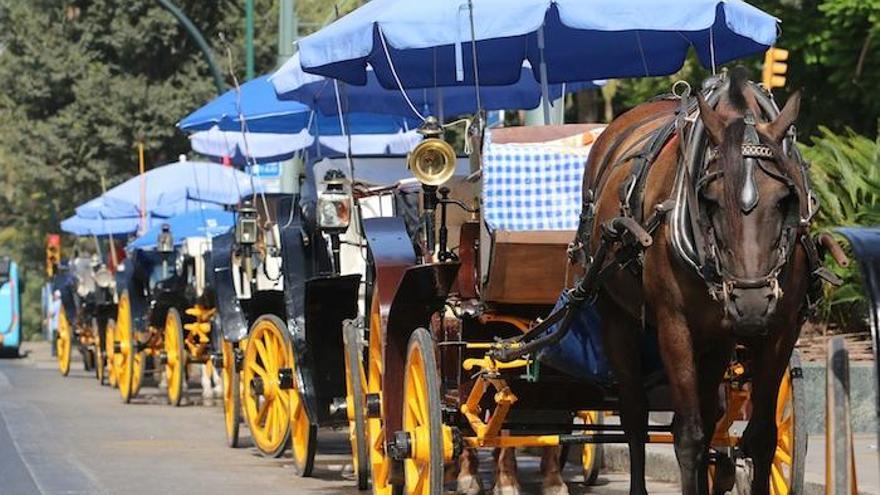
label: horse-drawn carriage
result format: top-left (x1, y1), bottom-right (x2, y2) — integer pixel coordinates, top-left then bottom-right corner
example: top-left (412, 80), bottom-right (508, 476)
top-left (53, 246), bottom-right (117, 381)
top-left (111, 210), bottom-right (232, 405)
top-left (335, 68), bottom-right (847, 494)
top-left (212, 153), bottom-right (447, 484)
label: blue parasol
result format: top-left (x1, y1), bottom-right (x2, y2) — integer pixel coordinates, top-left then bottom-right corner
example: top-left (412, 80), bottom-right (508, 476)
top-left (128, 210), bottom-right (235, 250)
top-left (178, 75), bottom-right (419, 134)
top-left (75, 160), bottom-right (255, 220)
top-left (60, 214), bottom-right (160, 237)
top-left (272, 53), bottom-right (600, 119)
top-left (190, 127), bottom-right (422, 166)
top-left (295, 0), bottom-right (778, 89)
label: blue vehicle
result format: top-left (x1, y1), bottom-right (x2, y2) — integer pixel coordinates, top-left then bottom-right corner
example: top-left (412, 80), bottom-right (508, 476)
top-left (0, 256), bottom-right (22, 356)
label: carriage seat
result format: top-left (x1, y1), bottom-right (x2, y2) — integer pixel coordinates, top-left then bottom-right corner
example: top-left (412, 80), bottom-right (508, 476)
top-left (480, 126), bottom-right (604, 305)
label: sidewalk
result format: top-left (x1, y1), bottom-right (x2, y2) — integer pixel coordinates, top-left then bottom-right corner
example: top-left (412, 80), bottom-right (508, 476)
top-left (604, 436), bottom-right (879, 495)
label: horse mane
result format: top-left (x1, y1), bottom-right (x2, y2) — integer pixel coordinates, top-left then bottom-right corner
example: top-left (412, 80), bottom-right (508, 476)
top-left (727, 67), bottom-right (750, 112)
top-left (717, 67), bottom-right (752, 220)
top-left (721, 119), bottom-right (747, 218)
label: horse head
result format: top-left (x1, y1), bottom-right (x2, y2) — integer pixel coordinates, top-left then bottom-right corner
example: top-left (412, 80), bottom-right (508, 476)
top-left (695, 68), bottom-right (807, 337)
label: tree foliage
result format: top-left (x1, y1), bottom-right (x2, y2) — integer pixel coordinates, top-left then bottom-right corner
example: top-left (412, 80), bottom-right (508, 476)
top-left (599, 0), bottom-right (880, 139)
top-left (0, 0), bottom-right (339, 338)
top-left (801, 128), bottom-right (880, 327)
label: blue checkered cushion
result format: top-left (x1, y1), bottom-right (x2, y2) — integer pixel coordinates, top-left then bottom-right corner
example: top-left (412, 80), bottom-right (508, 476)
top-left (482, 132), bottom-right (589, 232)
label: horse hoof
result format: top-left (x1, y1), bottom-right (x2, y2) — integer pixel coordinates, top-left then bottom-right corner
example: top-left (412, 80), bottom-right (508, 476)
top-left (492, 483), bottom-right (521, 495)
top-left (202, 397), bottom-right (214, 407)
top-left (457, 474), bottom-right (483, 495)
top-left (541, 482), bottom-right (570, 495)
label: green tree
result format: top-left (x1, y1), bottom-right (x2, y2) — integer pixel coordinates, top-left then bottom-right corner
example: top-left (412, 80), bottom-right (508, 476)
top-left (0, 1), bottom-right (244, 338)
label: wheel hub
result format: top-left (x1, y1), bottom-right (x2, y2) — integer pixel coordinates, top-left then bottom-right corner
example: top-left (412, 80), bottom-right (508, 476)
top-left (278, 367), bottom-right (294, 390)
top-left (388, 430), bottom-right (412, 461)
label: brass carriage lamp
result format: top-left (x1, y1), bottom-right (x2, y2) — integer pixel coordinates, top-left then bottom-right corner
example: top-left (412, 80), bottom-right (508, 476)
top-left (317, 169), bottom-right (352, 234)
top-left (235, 201), bottom-right (258, 247)
top-left (157, 224), bottom-right (174, 254)
top-left (408, 116), bottom-right (456, 188)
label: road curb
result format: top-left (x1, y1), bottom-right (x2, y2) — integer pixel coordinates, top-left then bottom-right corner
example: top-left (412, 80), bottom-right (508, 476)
top-left (602, 445), bottom-right (877, 495)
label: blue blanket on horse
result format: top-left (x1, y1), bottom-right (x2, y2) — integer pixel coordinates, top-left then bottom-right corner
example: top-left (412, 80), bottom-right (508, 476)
top-left (538, 291), bottom-right (663, 383)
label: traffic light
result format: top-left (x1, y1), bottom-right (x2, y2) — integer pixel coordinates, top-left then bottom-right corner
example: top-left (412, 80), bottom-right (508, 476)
top-left (762, 47), bottom-right (789, 90)
top-left (46, 234), bottom-right (61, 276)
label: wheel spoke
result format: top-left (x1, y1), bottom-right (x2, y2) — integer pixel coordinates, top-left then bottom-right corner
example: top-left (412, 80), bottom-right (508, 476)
top-left (771, 461), bottom-right (788, 495)
top-left (774, 445), bottom-right (792, 467)
top-left (406, 396), bottom-right (425, 426)
top-left (254, 338), bottom-right (270, 371)
top-left (411, 462), bottom-right (427, 494)
top-left (248, 361), bottom-right (269, 380)
top-left (256, 398), bottom-right (270, 426)
top-left (278, 388), bottom-right (291, 411)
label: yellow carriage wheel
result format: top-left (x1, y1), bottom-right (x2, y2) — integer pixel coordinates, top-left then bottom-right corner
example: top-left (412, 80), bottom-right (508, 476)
top-left (56, 310), bottom-right (72, 377)
top-left (164, 308), bottom-right (185, 407)
top-left (578, 411), bottom-right (604, 485)
top-left (343, 321), bottom-right (370, 490)
top-left (242, 315), bottom-right (292, 458)
top-left (714, 352), bottom-right (806, 495)
top-left (367, 296), bottom-right (397, 495)
top-left (115, 291), bottom-right (137, 403)
top-left (106, 319), bottom-right (117, 388)
top-left (769, 352), bottom-right (806, 495)
top-left (222, 339), bottom-right (242, 448)
top-left (92, 318), bottom-right (105, 384)
top-left (402, 328), bottom-right (448, 495)
top-left (131, 339), bottom-right (145, 399)
top-left (289, 353), bottom-right (317, 477)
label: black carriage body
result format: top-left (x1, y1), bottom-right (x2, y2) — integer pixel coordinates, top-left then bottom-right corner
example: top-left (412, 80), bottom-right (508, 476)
top-left (279, 196), bottom-right (361, 427)
top-left (118, 248), bottom-right (195, 332)
top-left (211, 231), bottom-right (249, 342)
top-left (54, 264), bottom-right (114, 332)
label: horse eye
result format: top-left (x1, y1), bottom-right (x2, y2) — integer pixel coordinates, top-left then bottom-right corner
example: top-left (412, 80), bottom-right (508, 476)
top-left (700, 189), bottom-right (720, 205)
top-left (776, 192), bottom-right (792, 210)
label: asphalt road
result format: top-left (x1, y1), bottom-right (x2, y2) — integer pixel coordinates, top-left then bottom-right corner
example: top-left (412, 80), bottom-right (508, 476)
top-left (0, 342), bottom-right (683, 495)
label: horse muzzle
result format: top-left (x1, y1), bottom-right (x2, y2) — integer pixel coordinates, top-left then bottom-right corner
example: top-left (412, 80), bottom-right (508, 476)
top-left (723, 282), bottom-right (781, 337)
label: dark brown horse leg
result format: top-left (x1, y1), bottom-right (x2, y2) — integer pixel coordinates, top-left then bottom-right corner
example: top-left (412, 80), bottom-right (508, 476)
top-left (697, 342), bottom-right (734, 494)
top-left (742, 330), bottom-right (797, 495)
top-left (656, 311), bottom-right (706, 495)
top-left (599, 296), bottom-right (648, 495)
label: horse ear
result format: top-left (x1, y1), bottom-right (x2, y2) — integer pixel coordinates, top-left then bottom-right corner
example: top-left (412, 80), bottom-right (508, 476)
top-left (697, 93), bottom-right (725, 145)
top-left (759, 91), bottom-right (801, 143)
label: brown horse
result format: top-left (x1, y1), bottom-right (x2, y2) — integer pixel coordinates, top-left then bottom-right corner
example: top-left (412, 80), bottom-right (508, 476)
top-left (575, 68), bottom-right (816, 495)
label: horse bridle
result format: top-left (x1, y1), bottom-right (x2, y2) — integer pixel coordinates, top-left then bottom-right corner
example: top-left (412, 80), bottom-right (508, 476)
top-left (695, 108), bottom-right (811, 317)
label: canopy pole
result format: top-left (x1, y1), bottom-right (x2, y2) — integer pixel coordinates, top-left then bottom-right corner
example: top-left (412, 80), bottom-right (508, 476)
top-left (100, 176), bottom-right (118, 270)
top-left (537, 23), bottom-right (551, 126)
top-left (466, 0), bottom-right (483, 114)
top-left (138, 141), bottom-right (147, 234)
